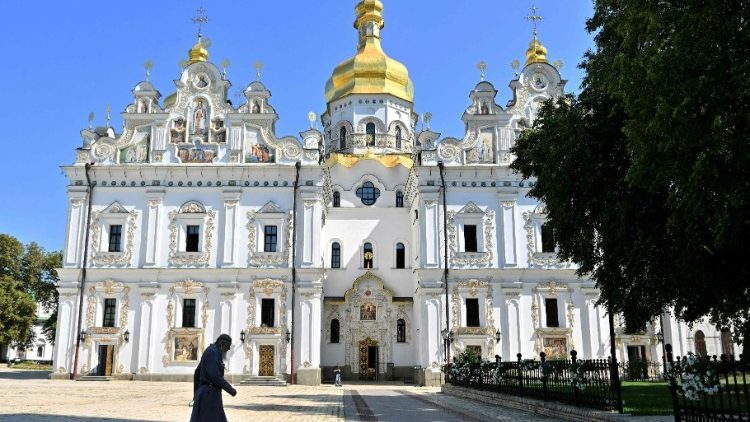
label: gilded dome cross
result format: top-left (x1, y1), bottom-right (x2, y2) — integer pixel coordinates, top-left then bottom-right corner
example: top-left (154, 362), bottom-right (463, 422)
top-left (525, 5), bottom-right (543, 38)
top-left (192, 7), bottom-right (209, 37)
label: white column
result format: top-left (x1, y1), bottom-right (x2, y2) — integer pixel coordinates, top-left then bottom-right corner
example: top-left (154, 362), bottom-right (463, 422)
top-left (144, 190), bottom-right (165, 266)
top-left (502, 290), bottom-right (522, 358)
top-left (300, 197), bottom-right (322, 267)
top-left (53, 291), bottom-right (77, 375)
top-left (296, 286), bottom-right (322, 368)
top-left (222, 191), bottom-right (241, 266)
top-left (415, 287), bottom-right (444, 367)
top-left (136, 289), bottom-right (156, 374)
top-left (64, 189), bottom-right (88, 267)
top-left (498, 197), bottom-right (517, 266)
top-left (421, 196), bottom-right (440, 267)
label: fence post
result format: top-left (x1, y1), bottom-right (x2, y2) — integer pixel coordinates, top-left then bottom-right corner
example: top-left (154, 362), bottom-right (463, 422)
top-left (541, 352), bottom-right (548, 402)
top-left (517, 353), bottom-right (523, 397)
top-left (665, 344), bottom-right (681, 422)
top-left (571, 349), bottom-right (580, 407)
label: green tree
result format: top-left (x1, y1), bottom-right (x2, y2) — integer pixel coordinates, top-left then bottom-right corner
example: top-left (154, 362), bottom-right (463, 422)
top-left (0, 275), bottom-right (36, 346)
top-left (512, 1), bottom-right (750, 357)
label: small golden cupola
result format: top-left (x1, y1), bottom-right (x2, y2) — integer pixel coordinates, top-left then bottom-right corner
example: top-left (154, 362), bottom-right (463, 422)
top-left (187, 35), bottom-right (209, 65)
top-left (525, 37), bottom-right (548, 66)
top-left (325, 0), bottom-right (414, 104)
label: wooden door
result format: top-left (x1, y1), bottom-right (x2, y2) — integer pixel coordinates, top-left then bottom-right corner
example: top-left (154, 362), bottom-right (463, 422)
top-left (259, 345), bottom-right (274, 376)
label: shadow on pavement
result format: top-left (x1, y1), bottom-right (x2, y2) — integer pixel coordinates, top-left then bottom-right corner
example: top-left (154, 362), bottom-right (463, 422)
top-left (0, 370), bottom-right (51, 380)
top-left (0, 416), bottom-right (160, 422)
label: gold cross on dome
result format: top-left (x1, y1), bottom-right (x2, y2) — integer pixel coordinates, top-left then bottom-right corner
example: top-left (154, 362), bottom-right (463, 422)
top-left (525, 5), bottom-right (543, 38)
top-left (192, 7), bottom-right (209, 37)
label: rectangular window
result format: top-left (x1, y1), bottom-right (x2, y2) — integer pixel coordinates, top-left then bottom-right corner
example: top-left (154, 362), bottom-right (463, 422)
top-left (463, 225), bottom-right (478, 252)
top-left (186, 225), bottom-right (200, 252)
top-left (108, 225), bottom-right (122, 252)
top-left (261, 298), bottom-right (275, 327)
top-left (182, 299), bottom-right (196, 328)
top-left (465, 298), bottom-right (480, 327)
top-left (264, 225), bottom-right (278, 252)
top-left (545, 298), bottom-right (559, 328)
top-left (331, 244), bottom-right (341, 269)
top-left (102, 298), bottom-right (116, 327)
top-left (541, 224), bottom-right (556, 253)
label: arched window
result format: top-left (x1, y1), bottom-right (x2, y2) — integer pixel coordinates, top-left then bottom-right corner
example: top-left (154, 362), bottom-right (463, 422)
top-left (694, 331), bottom-right (707, 356)
top-left (395, 243), bottom-right (405, 269)
top-left (333, 191), bottom-right (341, 208)
top-left (363, 242), bottom-right (374, 268)
top-left (395, 191), bottom-right (404, 208)
top-left (541, 223), bottom-right (556, 253)
top-left (356, 181), bottom-right (381, 205)
top-left (366, 122), bottom-right (376, 146)
top-left (397, 319), bottom-right (406, 343)
top-left (721, 329), bottom-right (734, 357)
top-left (330, 319), bottom-right (340, 343)
top-left (331, 242), bottom-right (341, 269)
top-left (395, 126), bottom-right (402, 149)
top-left (339, 127), bottom-right (347, 150)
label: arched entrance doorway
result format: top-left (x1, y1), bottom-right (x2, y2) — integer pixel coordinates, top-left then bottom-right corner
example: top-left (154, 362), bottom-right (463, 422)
top-left (359, 337), bottom-right (379, 380)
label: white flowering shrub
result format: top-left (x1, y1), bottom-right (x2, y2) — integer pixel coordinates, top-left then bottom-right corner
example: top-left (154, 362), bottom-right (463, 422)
top-left (570, 361), bottom-right (591, 390)
top-left (668, 353), bottom-right (723, 401)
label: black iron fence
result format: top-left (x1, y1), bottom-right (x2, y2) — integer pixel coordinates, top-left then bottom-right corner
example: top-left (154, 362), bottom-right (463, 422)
top-left (445, 350), bottom-right (619, 411)
top-left (666, 344), bottom-right (750, 422)
top-left (618, 359), bottom-right (666, 382)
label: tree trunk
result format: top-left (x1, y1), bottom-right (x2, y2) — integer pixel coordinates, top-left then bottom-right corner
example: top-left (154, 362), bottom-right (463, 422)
top-left (742, 322), bottom-right (750, 362)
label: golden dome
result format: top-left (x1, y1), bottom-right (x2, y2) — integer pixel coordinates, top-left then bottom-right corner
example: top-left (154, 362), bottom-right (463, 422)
top-left (187, 36), bottom-right (209, 65)
top-left (525, 37), bottom-right (548, 66)
top-left (325, 0), bottom-right (414, 104)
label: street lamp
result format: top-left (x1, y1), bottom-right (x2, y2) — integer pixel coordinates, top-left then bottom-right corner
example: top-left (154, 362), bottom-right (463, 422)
top-left (656, 331), bottom-right (664, 343)
top-left (495, 329), bottom-right (501, 344)
top-left (285, 329), bottom-right (291, 343)
top-left (79, 329), bottom-right (87, 343)
top-left (123, 330), bottom-right (130, 343)
top-left (240, 330), bottom-right (246, 344)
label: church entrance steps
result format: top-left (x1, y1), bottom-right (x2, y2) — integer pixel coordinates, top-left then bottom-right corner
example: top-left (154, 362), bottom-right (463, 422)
top-left (239, 376), bottom-right (288, 387)
top-left (77, 376), bottom-right (112, 382)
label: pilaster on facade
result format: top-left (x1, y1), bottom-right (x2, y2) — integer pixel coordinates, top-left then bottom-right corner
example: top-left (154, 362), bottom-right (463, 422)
top-left (298, 193), bottom-right (323, 268)
top-left (64, 187), bottom-right (89, 267)
top-left (221, 191), bottom-right (242, 266)
top-left (497, 195), bottom-right (518, 267)
top-left (417, 191), bottom-right (441, 268)
top-left (144, 189), bottom-right (165, 267)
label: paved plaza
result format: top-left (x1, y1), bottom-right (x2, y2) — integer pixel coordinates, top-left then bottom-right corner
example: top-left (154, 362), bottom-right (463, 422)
top-left (0, 368), bottom-right (565, 421)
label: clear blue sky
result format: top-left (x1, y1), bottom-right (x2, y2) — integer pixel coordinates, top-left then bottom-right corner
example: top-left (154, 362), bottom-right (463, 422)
top-left (0, 0), bottom-right (594, 252)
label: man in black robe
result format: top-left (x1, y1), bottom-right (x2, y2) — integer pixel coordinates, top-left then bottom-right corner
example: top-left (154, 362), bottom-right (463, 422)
top-left (190, 334), bottom-right (237, 422)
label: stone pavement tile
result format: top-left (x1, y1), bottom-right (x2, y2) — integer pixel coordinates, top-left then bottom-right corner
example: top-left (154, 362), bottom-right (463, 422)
top-left (407, 389), bottom-right (565, 421)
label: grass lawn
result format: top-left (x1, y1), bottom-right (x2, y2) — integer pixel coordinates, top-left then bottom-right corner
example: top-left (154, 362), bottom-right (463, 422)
top-left (622, 381), bottom-right (673, 416)
top-left (7, 361), bottom-right (52, 371)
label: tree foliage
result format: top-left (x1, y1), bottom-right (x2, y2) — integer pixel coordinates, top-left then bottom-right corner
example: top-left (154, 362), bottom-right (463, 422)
top-left (512, 1), bottom-right (750, 354)
top-left (0, 234), bottom-right (62, 346)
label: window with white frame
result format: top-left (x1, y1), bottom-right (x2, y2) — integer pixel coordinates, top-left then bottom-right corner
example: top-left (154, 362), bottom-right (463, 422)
top-left (247, 201), bottom-right (290, 267)
top-left (168, 201), bottom-right (215, 266)
top-left (395, 242), bottom-right (406, 269)
top-left (331, 242), bottom-right (342, 269)
top-left (90, 202), bottom-right (137, 266)
top-left (448, 202), bottom-right (495, 267)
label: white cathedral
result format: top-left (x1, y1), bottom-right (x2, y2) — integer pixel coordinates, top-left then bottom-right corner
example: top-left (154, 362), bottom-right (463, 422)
top-left (53, 1), bottom-right (731, 385)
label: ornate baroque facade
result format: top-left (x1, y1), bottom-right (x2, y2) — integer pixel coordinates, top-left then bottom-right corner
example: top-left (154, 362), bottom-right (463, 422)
top-left (54, 1), bottom-right (729, 384)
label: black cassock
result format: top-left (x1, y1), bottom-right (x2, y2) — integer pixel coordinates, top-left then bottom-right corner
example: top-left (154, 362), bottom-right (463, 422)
top-left (190, 343), bottom-right (234, 422)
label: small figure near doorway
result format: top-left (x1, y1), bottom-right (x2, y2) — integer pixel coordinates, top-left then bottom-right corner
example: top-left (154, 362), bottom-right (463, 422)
top-left (334, 363), bottom-right (342, 387)
top-left (190, 334), bottom-right (237, 422)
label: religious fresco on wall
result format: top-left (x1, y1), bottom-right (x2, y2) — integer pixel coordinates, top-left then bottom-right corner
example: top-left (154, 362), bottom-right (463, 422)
top-left (190, 98), bottom-right (210, 139)
top-left (543, 337), bottom-right (568, 359)
top-left (173, 336), bottom-right (199, 361)
top-left (170, 118), bottom-right (187, 144)
top-left (119, 128), bottom-right (150, 163)
top-left (360, 303), bottom-right (376, 321)
top-left (244, 130), bottom-right (276, 163)
top-left (466, 129), bottom-right (495, 164)
top-left (177, 141), bottom-right (217, 163)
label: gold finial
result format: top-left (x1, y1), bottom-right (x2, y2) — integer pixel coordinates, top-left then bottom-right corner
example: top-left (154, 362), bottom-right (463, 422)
top-left (105, 105), bottom-right (111, 128)
top-left (308, 111), bottom-right (317, 128)
top-left (477, 61), bottom-right (487, 81)
top-left (553, 60), bottom-right (564, 70)
top-left (221, 58), bottom-right (230, 77)
top-left (423, 112), bottom-right (432, 130)
top-left (144, 60), bottom-right (153, 81)
top-left (254, 60), bottom-right (264, 80)
top-left (87, 112), bottom-right (94, 130)
top-left (354, 0), bottom-right (385, 49)
top-left (524, 5), bottom-right (549, 66)
top-left (511, 59), bottom-right (520, 77)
